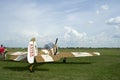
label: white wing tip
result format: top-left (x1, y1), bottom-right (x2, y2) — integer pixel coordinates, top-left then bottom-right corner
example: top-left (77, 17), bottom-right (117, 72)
top-left (93, 52), bottom-right (100, 56)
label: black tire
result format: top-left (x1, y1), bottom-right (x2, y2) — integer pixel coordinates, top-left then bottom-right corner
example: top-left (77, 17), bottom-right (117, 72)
top-left (63, 58), bottom-right (66, 63)
top-left (29, 64), bottom-right (35, 72)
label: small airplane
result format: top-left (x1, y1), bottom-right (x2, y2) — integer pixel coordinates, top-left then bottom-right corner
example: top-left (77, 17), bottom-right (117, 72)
top-left (8, 38), bottom-right (100, 72)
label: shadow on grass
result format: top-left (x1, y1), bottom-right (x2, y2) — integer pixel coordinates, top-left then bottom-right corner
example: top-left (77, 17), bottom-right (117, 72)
top-left (3, 65), bottom-right (49, 72)
top-left (2, 61), bottom-right (49, 72)
top-left (39, 62), bottom-right (91, 64)
top-left (3, 66), bottom-right (29, 71)
top-left (58, 62), bottom-right (91, 64)
top-left (2, 61), bottom-right (91, 72)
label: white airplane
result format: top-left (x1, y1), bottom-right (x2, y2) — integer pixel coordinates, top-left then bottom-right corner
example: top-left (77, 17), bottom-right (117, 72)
top-left (8, 38), bottom-right (100, 72)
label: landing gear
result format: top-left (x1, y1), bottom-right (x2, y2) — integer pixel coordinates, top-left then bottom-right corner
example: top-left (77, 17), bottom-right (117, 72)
top-left (29, 64), bottom-right (35, 72)
top-left (63, 58), bottom-right (66, 63)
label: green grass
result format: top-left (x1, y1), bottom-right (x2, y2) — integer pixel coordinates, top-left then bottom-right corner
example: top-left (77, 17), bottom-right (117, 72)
top-left (0, 48), bottom-right (120, 80)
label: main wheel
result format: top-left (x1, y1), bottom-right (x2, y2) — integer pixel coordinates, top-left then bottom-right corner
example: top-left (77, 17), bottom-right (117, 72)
top-left (63, 58), bottom-right (66, 63)
top-left (29, 64), bottom-right (35, 72)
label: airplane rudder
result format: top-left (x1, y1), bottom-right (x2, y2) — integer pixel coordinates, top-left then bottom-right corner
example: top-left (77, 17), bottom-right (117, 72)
top-left (27, 38), bottom-right (35, 64)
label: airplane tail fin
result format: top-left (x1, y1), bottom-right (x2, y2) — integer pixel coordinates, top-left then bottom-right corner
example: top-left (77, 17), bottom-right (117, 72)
top-left (27, 38), bottom-right (38, 64)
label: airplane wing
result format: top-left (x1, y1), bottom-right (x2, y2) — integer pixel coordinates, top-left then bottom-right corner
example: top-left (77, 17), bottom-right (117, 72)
top-left (35, 52), bottom-right (100, 63)
top-left (9, 52), bottom-right (27, 61)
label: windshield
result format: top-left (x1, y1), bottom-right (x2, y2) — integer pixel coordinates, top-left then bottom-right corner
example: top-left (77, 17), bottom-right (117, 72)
top-left (44, 42), bottom-right (54, 50)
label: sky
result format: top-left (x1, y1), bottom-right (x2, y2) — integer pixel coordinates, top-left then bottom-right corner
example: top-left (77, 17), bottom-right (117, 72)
top-left (0, 0), bottom-right (120, 48)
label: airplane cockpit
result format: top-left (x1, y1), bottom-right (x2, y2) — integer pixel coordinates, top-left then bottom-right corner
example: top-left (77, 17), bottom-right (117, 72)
top-left (44, 42), bottom-right (54, 50)
top-left (41, 38), bottom-right (58, 55)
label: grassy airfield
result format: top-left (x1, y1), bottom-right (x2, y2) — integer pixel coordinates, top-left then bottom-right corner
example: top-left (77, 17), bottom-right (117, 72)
top-left (0, 48), bottom-right (120, 80)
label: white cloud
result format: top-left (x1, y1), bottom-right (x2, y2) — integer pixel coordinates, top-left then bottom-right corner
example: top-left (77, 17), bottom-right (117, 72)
top-left (96, 10), bottom-right (100, 14)
top-left (106, 17), bottom-right (120, 37)
top-left (88, 21), bottom-right (94, 24)
top-left (101, 5), bottom-right (109, 10)
top-left (96, 4), bottom-right (109, 15)
top-left (106, 16), bottom-right (120, 39)
top-left (106, 16), bottom-right (120, 25)
top-left (21, 30), bottom-right (39, 38)
top-left (60, 26), bottom-right (88, 47)
top-left (63, 27), bottom-right (87, 40)
top-left (60, 27), bottom-right (120, 47)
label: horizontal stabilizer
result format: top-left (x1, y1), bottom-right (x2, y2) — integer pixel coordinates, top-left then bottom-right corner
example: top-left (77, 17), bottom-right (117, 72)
top-left (9, 52), bottom-right (27, 61)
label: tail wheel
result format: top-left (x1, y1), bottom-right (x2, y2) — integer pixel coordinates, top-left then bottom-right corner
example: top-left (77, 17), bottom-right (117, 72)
top-left (29, 64), bottom-right (34, 72)
top-left (63, 58), bottom-right (66, 63)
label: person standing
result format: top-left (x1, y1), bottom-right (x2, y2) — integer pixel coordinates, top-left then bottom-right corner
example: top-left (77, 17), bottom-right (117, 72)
top-left (0, 45), bottom-right (5, 55)
top-left (0, 44), bottom-right (7, 60)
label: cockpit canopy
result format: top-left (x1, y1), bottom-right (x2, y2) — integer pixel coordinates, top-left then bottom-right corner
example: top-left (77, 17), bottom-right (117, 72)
top-left (42, 42), bottom-right (58, 55)
top-left (44, 42), bottom-right (55, 50)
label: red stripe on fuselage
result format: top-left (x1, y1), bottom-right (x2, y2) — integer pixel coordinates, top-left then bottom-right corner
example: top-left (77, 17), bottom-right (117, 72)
top-left (30, 44), bottom-right (34, 57)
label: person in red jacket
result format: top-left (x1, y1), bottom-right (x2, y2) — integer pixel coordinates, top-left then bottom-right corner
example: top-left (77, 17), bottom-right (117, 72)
top-left (0, 45), bottom-right (5, 54)
top-left (0, 45), bottom-right (7, 60)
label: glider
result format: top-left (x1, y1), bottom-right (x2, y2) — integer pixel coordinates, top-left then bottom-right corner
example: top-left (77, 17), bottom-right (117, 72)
top-left (8, 38), bottom-right (100, 72)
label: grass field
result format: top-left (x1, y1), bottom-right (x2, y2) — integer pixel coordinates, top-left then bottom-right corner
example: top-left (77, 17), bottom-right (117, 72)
top-left (0, 48), bottom-right (120, 80)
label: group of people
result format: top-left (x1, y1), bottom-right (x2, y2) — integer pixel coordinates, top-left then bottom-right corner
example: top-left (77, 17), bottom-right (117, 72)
top-left (0, 44), bottom-right (7, 60)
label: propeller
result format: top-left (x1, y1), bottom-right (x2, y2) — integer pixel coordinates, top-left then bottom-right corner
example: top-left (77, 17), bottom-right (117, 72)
top-left (55, 38), bottom-right (58, 45)
top-left (54, 38), bottom-right (58, 55)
